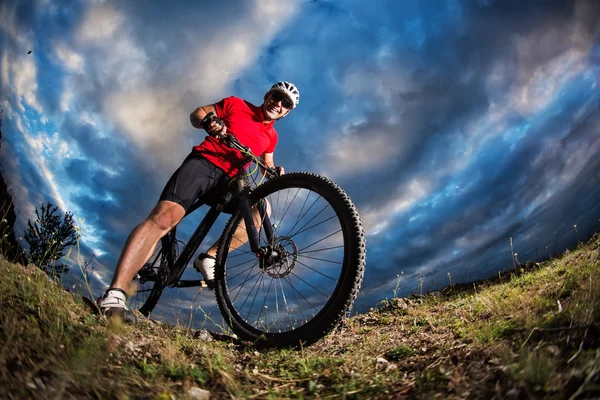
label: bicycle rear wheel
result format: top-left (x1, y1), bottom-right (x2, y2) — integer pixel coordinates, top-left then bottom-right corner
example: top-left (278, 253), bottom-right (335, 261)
top-left (215, 172), bottom-right (366, 348)
top-left (128, 236), bottom-right (171, 316)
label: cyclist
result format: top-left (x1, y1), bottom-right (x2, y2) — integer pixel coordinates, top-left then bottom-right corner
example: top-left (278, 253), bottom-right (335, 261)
top-left (98, 82), bottom-right (300, 321)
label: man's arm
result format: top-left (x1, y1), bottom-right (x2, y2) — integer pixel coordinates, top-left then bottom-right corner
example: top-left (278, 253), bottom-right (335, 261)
top-left (190, 105), bottom-right (216, 128)
top-left (262, 152), bottom-right (275, 169)
top-left (261, 152), bottom-right (284, 176)
top-left (190, 104), bottom-right (217, 129)
top-left (190, 105), bottom-right (227, 135)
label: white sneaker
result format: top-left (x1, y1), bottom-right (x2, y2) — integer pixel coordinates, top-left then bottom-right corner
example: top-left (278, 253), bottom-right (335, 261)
top-left (98, 288), bottom-right (136, 323)
top-left (194, 253), bottom-right (216, 283)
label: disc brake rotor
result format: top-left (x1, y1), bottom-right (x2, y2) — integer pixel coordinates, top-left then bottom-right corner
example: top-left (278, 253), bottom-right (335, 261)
top-left (262, 237), bottom-right (298, 278)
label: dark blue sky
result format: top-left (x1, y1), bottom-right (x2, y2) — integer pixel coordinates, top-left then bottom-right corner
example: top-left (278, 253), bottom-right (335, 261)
top-left (1, 0), bottom-right (599, 324)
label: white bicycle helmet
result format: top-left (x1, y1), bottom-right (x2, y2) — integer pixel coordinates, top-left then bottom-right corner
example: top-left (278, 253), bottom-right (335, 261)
top-left (267, 81), bottom-right (300, 109)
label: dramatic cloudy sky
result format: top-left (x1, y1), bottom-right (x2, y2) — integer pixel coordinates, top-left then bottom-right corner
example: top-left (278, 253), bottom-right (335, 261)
top-left (2, 0), bottom-right (599, 324)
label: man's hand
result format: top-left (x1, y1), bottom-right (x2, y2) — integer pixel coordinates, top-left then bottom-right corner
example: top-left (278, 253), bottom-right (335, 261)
top-left (274, 166), bottom-right (285, 177)
top-left (204, 117), bottom-right (227, 137)
top-left (261, 152), bottom-right (283, 178)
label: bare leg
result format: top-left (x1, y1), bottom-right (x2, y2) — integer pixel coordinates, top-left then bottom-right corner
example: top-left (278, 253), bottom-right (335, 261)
top-left (205, 200), bottom-right (271, 256)
top-left (110, 200), bottom-right (185, 292)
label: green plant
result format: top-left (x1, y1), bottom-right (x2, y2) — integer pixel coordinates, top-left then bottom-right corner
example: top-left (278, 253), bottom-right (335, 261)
top-left (393, 272), bottom-right (404, 298)
top-left (24, 202), bottom-right (80, 274)
top-left (447, 272), bottom-right (454, 289)
top-left (514, 348), bottom-right (556, 391)
top-left (384, 345), bottom-right (415, 361)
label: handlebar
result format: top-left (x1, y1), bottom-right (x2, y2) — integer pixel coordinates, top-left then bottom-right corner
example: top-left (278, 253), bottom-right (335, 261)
top-left (199, 112), bottom-right (280, 179)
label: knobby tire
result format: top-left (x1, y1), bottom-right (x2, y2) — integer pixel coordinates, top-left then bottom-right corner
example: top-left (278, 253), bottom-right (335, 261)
top-left (215, 172), bottom-right (366, 348)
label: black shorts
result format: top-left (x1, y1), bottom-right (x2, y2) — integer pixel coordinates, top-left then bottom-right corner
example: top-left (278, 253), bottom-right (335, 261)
top-left (159, 152), bottom-right (237, 214)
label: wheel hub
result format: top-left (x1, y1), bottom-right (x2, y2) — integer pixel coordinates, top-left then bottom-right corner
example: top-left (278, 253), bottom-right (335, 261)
top-left (260, 237), bottom-right (298, 278)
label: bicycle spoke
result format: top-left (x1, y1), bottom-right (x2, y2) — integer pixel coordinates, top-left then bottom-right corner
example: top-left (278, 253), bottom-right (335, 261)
top-left (278, 277), bottom-right (293, 332)
top-left (226, 250), bottom-right (254, 259)
top-left (295, 258), bottom-right (339, 281)
top-left (274, 277), bottom-right (280, 332)
top-left (272, 189), bottom-right (282, 235)
top-left (298, 229), bottom-right (342, 253)
top-left (228, 263), bottom-right (258, 282)
top-left (298, 245), bottom-right (344, 255)
top-left (245, 272), bottom-right (265, 322)
top-left (230, 267), bottom-right (261, 299)
top-left (282, 275), bottom-right (320, 313)
top-left (231, 263), bottom-right (260, 302)
top-left (227, 257), bottom-right (258, 270)
top-left (286, 200), bottom-right (330, 238)
top-left (275, 188), bottom-right (300, 234)
top-left (282, 275), bottom-right (308, 324)
top-left (239, 271), bottom-right (264, 317)
top-left (297, 254), bottom-right (341, 265)
top-left (288, 187), bottom-right (312, 233)
top-left (291, 214), bottom-right (337, 238)
top-left (289, 270), bottom-right (330, 299)
top-left (283, 193), bottom-right (322, 238)
top-left (257, 273), bottom-right (274, 326)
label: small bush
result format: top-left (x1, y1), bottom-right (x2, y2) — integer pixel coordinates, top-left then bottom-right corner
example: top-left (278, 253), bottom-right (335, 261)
top-left (384, 345), bottom-right (415, 361)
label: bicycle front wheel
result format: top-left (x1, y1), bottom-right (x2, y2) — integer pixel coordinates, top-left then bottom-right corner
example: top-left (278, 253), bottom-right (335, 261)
top-left (215, 172), bottom-right (366, 348)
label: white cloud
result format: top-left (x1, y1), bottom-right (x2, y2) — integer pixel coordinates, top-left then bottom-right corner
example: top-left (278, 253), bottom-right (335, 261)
top-left (21, 140), bottom-right (68, 211)
top-left (0, 2), bottom-right (32, 47)
top-left (1, 52), bottom-right (9, 89)
top-left (8, 54), bottom-right (43, 113)
top-left (342, 63), bottom-right (414, 108)
top-left (59, 86), bottom-right (73, 112)
top-left (53, 41), bottom-right (85, 74)
top-left (0, 137), bottom-right (46, 243)
top-left (92, 269), bottom-right (111, 290)
top-left (104, 87), bottom-right (184, 157)
top-left (77, 3), bottom-right (124, 42)
top-left (0, 6), bottom-right (40, 113)
top-left (57, 140), bottom-right (73, 159)
top-left (512, 49), bottom-right (587, 115)
top-left (76, 3), bottom-right (149, 88)
top-left (362, 178), bottom-right (432, 235)
top-left (322, 129), bottom-right (404, 178)
top-left (98, 0), bottom-right (302, 166)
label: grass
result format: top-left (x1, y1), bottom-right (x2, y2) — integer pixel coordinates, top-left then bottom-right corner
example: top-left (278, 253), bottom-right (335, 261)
top-left (0, 232), bottom-right (599, 398)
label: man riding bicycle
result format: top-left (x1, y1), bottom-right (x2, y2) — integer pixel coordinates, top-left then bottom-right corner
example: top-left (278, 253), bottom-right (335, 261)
top-left (99, 81), bottom-right (300, 321)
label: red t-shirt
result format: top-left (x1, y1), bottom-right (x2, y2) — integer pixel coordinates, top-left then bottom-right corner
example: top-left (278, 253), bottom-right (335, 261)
top-left (193, 96), bottom-right (278, 177)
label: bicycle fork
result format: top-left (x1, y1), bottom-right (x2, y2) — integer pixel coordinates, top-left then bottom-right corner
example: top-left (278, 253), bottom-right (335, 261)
top-left (237, 184), bottom-right (274, 257)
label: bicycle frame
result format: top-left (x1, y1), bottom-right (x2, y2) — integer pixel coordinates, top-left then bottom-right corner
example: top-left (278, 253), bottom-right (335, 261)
top-left (161, 176), bottom-right (274, 289)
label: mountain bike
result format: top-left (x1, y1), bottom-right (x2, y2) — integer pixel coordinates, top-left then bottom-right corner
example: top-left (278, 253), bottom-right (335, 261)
top-left (128, 113), bottom-right (366, 348)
